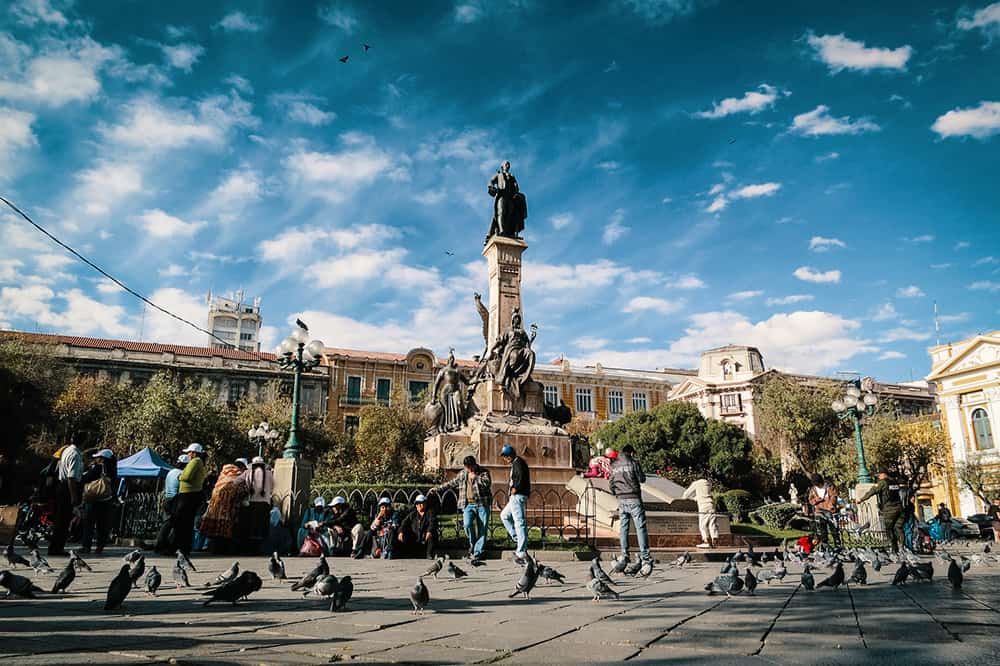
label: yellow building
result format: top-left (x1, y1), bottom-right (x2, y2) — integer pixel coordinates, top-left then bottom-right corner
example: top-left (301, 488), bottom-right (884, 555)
top-left (927, 330), bottom-right (1000, 517)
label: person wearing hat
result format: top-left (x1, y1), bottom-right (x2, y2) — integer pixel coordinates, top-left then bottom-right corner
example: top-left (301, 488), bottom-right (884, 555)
top-left (499, 444), bottom-right (530, 564)
top-left (368, 497), bottom-right (400, 559)
top-left (609, 445), bottom-right (651, 564)
top-left (857, 469), bottom-right (907, 553)
top-left (155, 453), bottom-right (190, 554)
top-left (48, 440), bottom-right (83, 556)
top-left (298, 497), bottom-right (330, 551)
top-left (323, 496), bottom-right (364, 556)
top-left (174, 443), bottom-right (209, 556)
top-left (79, 449), bottom-right (118, 554)
top-left (397, 494), bottom-right (439, 559)
top-left (430, 455), bottom-right (493, 562)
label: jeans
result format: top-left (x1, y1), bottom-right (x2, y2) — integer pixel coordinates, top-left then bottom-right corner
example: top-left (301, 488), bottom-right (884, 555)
top-left (618, 499), bottom-right (650, 561)
top-left (463, 504), bottom-right (490, 557)
top-left (500, 494), bottom-right (528, 555)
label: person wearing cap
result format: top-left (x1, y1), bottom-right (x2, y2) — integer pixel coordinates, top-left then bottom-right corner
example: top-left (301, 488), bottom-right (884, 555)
top-left (610, 445), bottom-right (651, 564)
top-left (155, 453), bottom-right (190, 554)
top-left (79, 449), bottom-right (118, 554)
top-left (323, 496), bottom-right (364, 556)
top-left (858, 469), bottom-right (907, 553)
top-left (298, 497), bottom-right (330, 551)
top-left (397, 495), bottom-right (439, 559)
top-left (499, 444), bottom-right (530, 563)
top-left (244, 456), bottom-right (274, 553)
top-left (430, 455), bottom-right (493, 562)
top-left (48, 441), bottom-right (83, 556)
top-left (369, 497), bottom-right (400, 559)
top-left (174, 443), bottom-right (209, 556)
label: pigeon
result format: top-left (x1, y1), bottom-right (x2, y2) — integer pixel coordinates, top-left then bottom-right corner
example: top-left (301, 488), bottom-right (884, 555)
top-left (706, 571), bottom-right (744, 597)
top-left (672, 552), bottom-right (691, 568)
top-left (176, 550), bottom-right (197, 572)
top-left (816, 562), bottom-right (845, 590)
top-left (363, 44), bottom-right (371, 52)
top-left (611, 556), bottom-right (629, 575)
top-left (623, 560), bottom-right (643, 576)
top-left (984, 543), bottom-right (991, 554)
top-left (745, 568), bottom-right (758, 595)
top-left (587, 570), bottom-right (619, 601)
top-left (410, 577), bottom-right (429, 614)
top-left (733, 550), bottom-right (746, 563)
top-left (51, 561), bottom-right (76, 593)
top-left (757, 567), bottom-right (781, 584)
top-left (268, 552), bottom-right (286, 581)
top-left (290, 556), bottom-right (327, 591)
top-left (5, 544), bottom-right (30, 568)
top-left (122, 548), bottom-right (143, 565)
top-left (509, 553), bottom-right (539, 599)
top-left (423, 556), bottom-right (445, 578)
top-left (720, 556), bottom-right (734, 574)
top-left (638, 559), bottom-right (654, 578)
top-left (202, 571), bottom-right (262, 606)
top-left (105, 565), bottom-right (132, 611)
top-left (470, 559), bottom-right (487, 567)
top-left (145, 566), bottom-right (162, 596)
top-left (28, 549), bottom-right (53, 574)
top-left (538, 563), bottom-right (565, 584)
top-left (590, 557), bottom-right (616, 587)
top-left (947, 559), bottom-right (963, 590)
top-left (209, 561), bottom-right (240, 587)
top-left (891, 563), bottom-right (909, 586)
top-left (909, 562), bottom-right (933, 582)
top-left (305, 574), bottom-right (339, 599)
top-left (801, 565), bottom-right (815, 591)
top-left (447, 562), bottom-right (468, 580)
top-left (173, 560), bottom-right (190, 588)
top-left (849, 561), bottom-right (867, 585)
top-left (331, 575), bottom-right (353, 612)
top-left (128, 556), bottom-right (146, 588)
top-left (0, 570), bottom-right (44, 598)
top-left (339, 55), bottom-right (349, 63)
top-left (70, 550), bottom-right (92, 572)
top-left (296, 318), bottom-right (308, 331)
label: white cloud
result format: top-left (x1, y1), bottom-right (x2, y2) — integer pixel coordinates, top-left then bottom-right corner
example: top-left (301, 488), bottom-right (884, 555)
top-left (224, 75), bottom-right (253, 95)
top-left (627, 336), bottom-right (652, 344)
top-left (815, 151), bottom-right (840, 162)
top-left (623, 296), bottom-right (684, 315)
top-left (287, 100), bottom-right (336, 126)
top-left (694, 84), bottom-right (785, 119)
top-left (201, 168), bottom-right (262, 222)
top-left (10, 0), bottom-right (69, 26)
top-left (974, 256), bottom-right (999, 266)
top-left (603, 208), bottom-right (630, 244)
top-left (0, 285), bottom-right (132, 338)
top-left (938, 312), bottom-right (970, 324)
top-left (957, 3), bottom-right (1000, 36)
top-left (143, 287), bottom-right (210, 346)
top-left (161, 43), bottom-right (204, 72)
top-left (878, 327), bottom-right (931, 343)
top-left (136, 209), bottom-right (204, 238)
top-left (216, 11), bottom-right (263, 32)
top-left (318, 5), bottom-right (359, 32)
top-left (34, 253), bottom-right (73, 271)
top-left (931, 101), bottom-right (1000, 140)
top-left (809, 236), bottom-right (846, 252)
top-left (73, 160), bottom-right (143, 216)
top-left (668, 275), bottom-right (706, 289)
top-left (896, 285), bottom-right (925, 298)
top-left (727, 290), bottom-right (763, 301)
top-left (574, 336), bottom-right (610, 351)
top-left (0, 36), bottom-right (118, 107)
top-left (793, 266), bottom-right (841, 283)
top-left (903, 234), bottom-right (935, 243)
top-left (871, 302), bottom-right (898, 321)
top-left (100, 94), bottom-right (255, 150)
top-left (706, 195), bottom-right (728, 213)
top-left (0, 259), bottom-right (23, 282)
top-left (790, 105), bottom-right (880, 136)
top-left (807, 33), bottom-right (912, 73)
top-left (730, 182), bottom-right (781, 199)
top-left (158, 264), bottom-right (186, 278)
top-left (454, 2), bottom-right (485, 23)
top-left (879, 351), bottom-right (906, 360)
top-left (970, 281), bottom-right (1000, 292)
top-left (930, 263), bottom-right (952, 270)
top-left (413, 190), bottom-right (447, 206)
top-left (596, 160), bottom-right (621, 172)
top-left (305, 249), bottom-right (416, 289)
top-left (284, 133), bottom-right (395, 202)
top-left (954, 241), bottom-right (970, 250)
top-left (618, 0), bottom-right (707, 24)
top-left (258, 224), bottom-right (402, 266)
top-left (766, 294), bottom-right (814, 306)
top-left (523, 259), bottom-right (635, 292)
top-left (549, 212), bottom-right (574, 230)
top-left (0, 106), bottom-right (36, 177)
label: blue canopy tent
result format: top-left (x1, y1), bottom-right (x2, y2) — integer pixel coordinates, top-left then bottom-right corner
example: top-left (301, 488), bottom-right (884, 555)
top-left (117, 447), bottom-right (175, 478)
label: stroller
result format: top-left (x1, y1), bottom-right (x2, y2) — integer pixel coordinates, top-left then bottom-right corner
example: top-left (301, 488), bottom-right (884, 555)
top-left (16, 500), bottom-right (54, 549)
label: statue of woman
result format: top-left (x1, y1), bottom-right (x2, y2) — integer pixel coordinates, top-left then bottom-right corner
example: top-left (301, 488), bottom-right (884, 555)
top-left (488, 308), bottom-right (537, 413)
top-left (428, 349), bottom-right (468, 432)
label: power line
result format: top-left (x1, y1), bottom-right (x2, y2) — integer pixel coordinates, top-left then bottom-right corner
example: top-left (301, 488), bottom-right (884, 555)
top-left (1, 195), bottom-right (265, 358)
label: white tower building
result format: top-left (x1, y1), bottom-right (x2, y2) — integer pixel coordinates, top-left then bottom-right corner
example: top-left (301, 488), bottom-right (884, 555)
top-left (207, 290), bottom-right (262, 353)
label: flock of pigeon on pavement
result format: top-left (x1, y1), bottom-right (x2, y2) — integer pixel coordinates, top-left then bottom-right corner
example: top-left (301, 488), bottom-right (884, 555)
top-left (2, 537), bottom-right (998, 615)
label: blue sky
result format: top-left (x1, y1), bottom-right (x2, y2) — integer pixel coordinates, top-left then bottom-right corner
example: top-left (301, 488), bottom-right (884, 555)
top-left (1, 0), bottom-right (998, 379)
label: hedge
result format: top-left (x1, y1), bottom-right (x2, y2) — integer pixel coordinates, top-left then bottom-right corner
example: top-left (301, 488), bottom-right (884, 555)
top-left (716, 490), bottom-right (754, 522)
top-left (749, 502), bottom-right (799, 529)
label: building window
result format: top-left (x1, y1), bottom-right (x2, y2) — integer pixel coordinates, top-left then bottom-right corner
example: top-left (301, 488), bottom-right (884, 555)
top-left (972, 408), bottom-right (994, 450)
top-left (632, 392), bottom-right (648, 412)
top-left (240, 333), bottom-right (254, 341)
top-left (345, 415), bottom-right (359, 436)
top-left (376, 378), bottom-right (391, 404)
top-left (543, 385), bottom-right (560, 407)
top-left (346, 376), bottom-right (362, 405)
top-left (575, 388), bottom-right (593, 414)
top-left (721, 392), bottom-right (742, 414)
top-left (228, 380), bottom-right (249, 404)
top-left (409, 381), bottom-right (429, 402)
top-left (608, 390), bottom-right (624, 417)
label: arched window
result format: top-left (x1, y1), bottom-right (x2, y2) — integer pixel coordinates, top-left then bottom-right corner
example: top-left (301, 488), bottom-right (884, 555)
top-left (972, 408), bottom-right (994, 450)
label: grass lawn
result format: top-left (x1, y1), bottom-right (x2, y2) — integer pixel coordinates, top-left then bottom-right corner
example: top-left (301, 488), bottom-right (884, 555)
top-left (731, 522), bottom-right (808, 540)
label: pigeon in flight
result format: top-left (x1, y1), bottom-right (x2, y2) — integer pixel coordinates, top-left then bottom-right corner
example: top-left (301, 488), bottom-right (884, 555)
top-left (423, 556), bottom-right (445, 578)
top-left (363, 44), bottom-right (371, 52)
top-left (587, 570), bottom-right (619, 601)
top-left (70, 550), bottom-right (92, 572)
top-left (268, 552), bottom-right (286, 581)
top-left (339, 55), bottom-right (349, 63)
top-left (105, 565), bottom-right (132, 611)
top-left (410, 577), bottom-right (429, 614)
top-left (0, 570), bottom-right (44, 598)
top-left (947, 559), bottom-right (963, 590)
top-left (447, 561), bottom-right (468, 580)
top-left (816, 562), bottom-right (845, 591)
top-left (208, 561), bottom-right (240, 587)
top-left (145, 566), bottom-right (162, 596)
top-left (51, 561), bottom-right (76, 593)
top-left (509, 553), bottom-right (539, 599)
top-left (538, 563), bottom-right (565, 584)
top-left (5, 544), bottom-right (30, 568)
top-left (176, 550), bottom-right (196, 572)
top-left (202, 571), bottom-right (262, 606)
top-left (29, 549), bottom-right (53, 574)
top-left (331, 575), bottom-right (353, 612)
top-left (295, 318), bottom-right (309, 331)
top-left (444, 251), bottom-right (455, 256)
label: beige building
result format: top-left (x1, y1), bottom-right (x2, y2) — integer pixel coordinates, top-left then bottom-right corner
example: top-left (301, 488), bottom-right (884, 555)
top-left (927, 330), bottom-right (1000, 517)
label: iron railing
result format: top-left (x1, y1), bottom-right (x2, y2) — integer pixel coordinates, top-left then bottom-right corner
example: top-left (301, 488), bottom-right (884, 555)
top-left (117, 491), bottom-right (162, 540)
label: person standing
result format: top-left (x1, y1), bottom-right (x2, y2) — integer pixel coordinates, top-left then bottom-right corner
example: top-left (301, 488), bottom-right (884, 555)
top-left (936, 503), bottom-right (953, 542)
top-left (683, 478), bottom-right (718, 549)
top-left (49, 442), bottom-right (83, 556)
top-left (987, 497), bottom-right (1000, 543)
top-left (430, 455), bottom-right (493, 562)
top-left (807, 474), bottom-right (841, 548)
top-left (609, 446), bottom-right (651, 564)
top-left (155, 454), bottom-right (188, 554)
top-left (858, 469), bottom-right (906, 553)
top-left (245, 456), bottom-right (273, 553)
top-left (200, 463), bottom-right (249, 554)
top-left (173, 443), bottom-right (208, 556)
top-left (499, 444), bottom-right (530, 564)
top-left (80, 449), bottom-right (117, 554)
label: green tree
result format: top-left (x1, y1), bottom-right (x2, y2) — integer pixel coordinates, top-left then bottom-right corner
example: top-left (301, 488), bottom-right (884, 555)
top-left (955, 458), bottom-right (1000, 506)
top-left (234, 382), bottom-right (343, 462)
top-left (0, 338), bottom-right (71, 459)
top-left (755, 374), bottom-right (846, 475)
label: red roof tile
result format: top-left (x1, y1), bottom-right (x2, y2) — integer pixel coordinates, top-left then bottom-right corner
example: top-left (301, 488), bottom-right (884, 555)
top-left (1, 330), bottom-right (279, 363)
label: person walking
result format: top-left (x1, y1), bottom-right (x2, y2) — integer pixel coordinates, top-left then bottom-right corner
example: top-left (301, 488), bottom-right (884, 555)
top-left (609, 446), bottom-right (651, 564)
top-left (935, 503), bottom-right (953, 542)
top-left (80, 449), bottom-right (117, 554)
top-left (430, 455), bottom-right (493, 562)
top-left (499, 444), bottom-right (530, 564)
top-left (683, 478), bottom-right (718, 549)
top-left (49, 442), bottom-right (83, 556)
top-left (155, 454), bottom-right (188, 554)
top-left (173, 443), bottom-right (208, 556)
top-left (807, 474), bottom-right (841, 548)
top-left (245, 456), bottom-right (273, 553)
top-left (858, 469), bottom-right (906, 553)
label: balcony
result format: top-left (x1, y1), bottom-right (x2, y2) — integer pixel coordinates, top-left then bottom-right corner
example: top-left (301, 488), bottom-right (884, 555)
top-left (338, 395), bottom-right (391, 408)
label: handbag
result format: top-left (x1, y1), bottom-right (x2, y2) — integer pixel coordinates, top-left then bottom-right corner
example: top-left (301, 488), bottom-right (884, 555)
top-left (83, 468), bottom-right (113, 502)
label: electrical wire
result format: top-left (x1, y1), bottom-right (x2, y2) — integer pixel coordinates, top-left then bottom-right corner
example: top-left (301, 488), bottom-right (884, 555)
top-left (1, 195), bottom-right (268, 358)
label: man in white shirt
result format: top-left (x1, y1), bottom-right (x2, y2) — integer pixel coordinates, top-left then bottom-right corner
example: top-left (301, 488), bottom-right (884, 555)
top-left (49, 443), bottom-right (83, 556)
top-left (683, 478), bottom-right (718, 549)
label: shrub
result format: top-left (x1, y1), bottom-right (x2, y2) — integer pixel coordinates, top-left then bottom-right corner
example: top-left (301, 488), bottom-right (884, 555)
top-left (750, 502), bottom-right (799, 528)
top-left (717, 489), bottom-right (754, 522)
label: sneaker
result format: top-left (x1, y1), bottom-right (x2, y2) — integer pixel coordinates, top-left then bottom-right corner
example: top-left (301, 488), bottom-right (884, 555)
top-left (695, 542), bottom-right (711, 549)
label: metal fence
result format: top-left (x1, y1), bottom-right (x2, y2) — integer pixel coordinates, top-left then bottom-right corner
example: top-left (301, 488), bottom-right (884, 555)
top-left (117, 491), bottom-right (161, 540)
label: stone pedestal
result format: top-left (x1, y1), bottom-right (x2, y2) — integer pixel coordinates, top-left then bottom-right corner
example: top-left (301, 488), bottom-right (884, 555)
top-left (483, 235), bottom-right (527, 350)
top-left (853, 482), bottom-right (884, 531)
top-left (273, 458), bottom-right (314, 525)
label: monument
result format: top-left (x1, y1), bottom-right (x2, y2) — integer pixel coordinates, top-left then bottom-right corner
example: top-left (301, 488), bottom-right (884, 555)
top-left (423, 161), bottom-right (577, 497)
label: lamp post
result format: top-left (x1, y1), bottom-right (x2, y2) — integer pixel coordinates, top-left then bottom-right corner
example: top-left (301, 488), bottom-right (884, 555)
top-left (831, 379), bottom-right (878, 484)
top-left (248, 421), bottom-right (280, 458)
top-left (277, 324), bottom-right (324, 459)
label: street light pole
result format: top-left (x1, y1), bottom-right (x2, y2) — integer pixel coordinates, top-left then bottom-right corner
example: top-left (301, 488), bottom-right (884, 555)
top-left (832, 379), bottom-right (878, 485)
top-left (248, 421), bottom-right (280, 458)
top-left (277, 324), bottom-right (324, 460)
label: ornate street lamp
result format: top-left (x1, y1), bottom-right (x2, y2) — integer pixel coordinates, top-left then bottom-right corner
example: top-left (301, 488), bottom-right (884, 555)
top-left (831, 379), bottom-right (878, 484)
top-left (248, 421), bottom-right (281, 458)
top-left (277, 323), bottom-right (324, 459)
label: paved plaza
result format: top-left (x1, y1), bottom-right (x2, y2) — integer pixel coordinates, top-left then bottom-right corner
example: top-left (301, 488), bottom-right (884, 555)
top-left (2, 547), bottom-right (999, 665)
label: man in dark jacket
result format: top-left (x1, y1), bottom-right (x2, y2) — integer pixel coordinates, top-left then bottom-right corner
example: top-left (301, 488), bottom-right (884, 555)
top-left (397, 495), bottom-right (438, 558)
top-left (609, 445), bottom-right (650, 564)
top-left (858, 469), bottom-right (906, 553)
top-left (324, 496), bottom-right (363, 555)
top-left (499, 444), bottom-right (530, 564)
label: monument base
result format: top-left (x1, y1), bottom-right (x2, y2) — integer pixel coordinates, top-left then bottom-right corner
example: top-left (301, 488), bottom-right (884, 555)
top-left (853, 482), bottom-right (884, 531)
top-left (273, 457), bottom-right (314, 525)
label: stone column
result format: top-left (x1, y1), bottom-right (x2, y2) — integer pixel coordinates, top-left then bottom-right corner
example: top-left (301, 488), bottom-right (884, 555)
top-left (273, 458), bottom-right (314, 525)
top-left (853, 482), bottom-right (883, 531)
top-left (482, 235), bottom-right (528, 349)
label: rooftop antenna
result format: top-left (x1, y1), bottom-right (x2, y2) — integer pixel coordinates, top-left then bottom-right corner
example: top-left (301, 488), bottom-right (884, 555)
top-left (933, 300), bottom-right (940, 346)
top-left (138, 303), bottom-right (146, 341)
